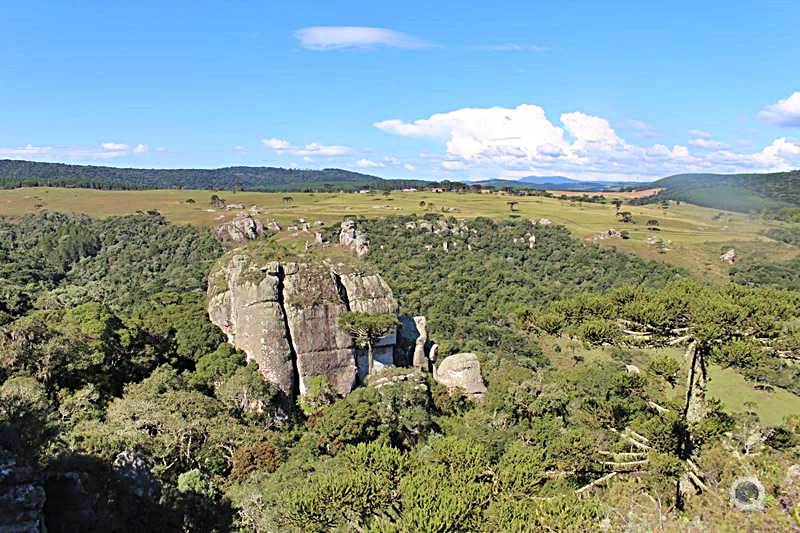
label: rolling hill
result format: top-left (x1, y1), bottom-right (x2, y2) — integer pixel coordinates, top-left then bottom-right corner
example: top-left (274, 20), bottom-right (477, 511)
top-left (638, 170), bottom-right (800, 213)
top-left (0, 159), bottom-right (429, 192)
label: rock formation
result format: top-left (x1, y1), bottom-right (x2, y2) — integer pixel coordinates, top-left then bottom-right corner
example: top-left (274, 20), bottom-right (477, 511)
top-left (0, 451), bottom-right (46, 532)
top-left (433, 352), bottom-right (487, 400)
top-left (339, 220), bottom-right (370, 256)
top-left (215, 213), bottom-right (265, 244)
top-left (208, 251), bottom-right (400, 408)
top-left (395, 315), bottom-right (429, 370)
top-left (720, 249), bottom-right (736, 264)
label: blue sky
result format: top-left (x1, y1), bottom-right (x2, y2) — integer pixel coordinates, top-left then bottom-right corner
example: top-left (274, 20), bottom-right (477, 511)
top-left (2, 1), bottom-right (799, 181)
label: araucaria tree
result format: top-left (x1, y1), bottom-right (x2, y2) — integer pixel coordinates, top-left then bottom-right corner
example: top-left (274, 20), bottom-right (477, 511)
top-left (337, 312), bottom-right (399, 376)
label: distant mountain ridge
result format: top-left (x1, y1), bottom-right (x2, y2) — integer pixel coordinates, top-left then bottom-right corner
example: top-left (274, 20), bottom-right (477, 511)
top-left (0, 159), bottom-right (428, 192)
top-left (517, 175), bottom-right (581, 185)
top-left (474, 175), bottom-right (639, 191)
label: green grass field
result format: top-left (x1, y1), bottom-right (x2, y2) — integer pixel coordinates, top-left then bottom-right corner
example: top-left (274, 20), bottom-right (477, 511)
top-left (541, 336), bottom-right (800, 426)
top-left (2, 187), bottom-right (798, 282)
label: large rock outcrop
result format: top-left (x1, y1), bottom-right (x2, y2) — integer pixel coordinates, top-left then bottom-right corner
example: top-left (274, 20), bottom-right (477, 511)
top-left (208, 251), bottom-right (399, 407)
top-left (434, 352), bottom-right (487, 401)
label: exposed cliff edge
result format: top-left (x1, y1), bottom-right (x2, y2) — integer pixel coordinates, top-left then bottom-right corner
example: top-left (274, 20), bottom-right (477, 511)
top-left (207, 243), bottom-right (417, 408)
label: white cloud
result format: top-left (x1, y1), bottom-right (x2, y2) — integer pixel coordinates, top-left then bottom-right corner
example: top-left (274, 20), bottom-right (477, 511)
top-left (688, 129), bottom-right (712, 138)
top-left (262, 138), bottom-right (291, 150)
top-left (0, 142), bottom-right (150, 161)
top-left (262, 138), bottom-right (350, 156)
top-left (294, 26), bottom-right (431, 51)
top-left (441, 160), bottom-right (467, 170)
top-left (477, 43), bottom-right (548, 52)
top-left (101, 142), bottom-right (129, 151)
top-left (354, 158), bottom-right (384, 168)
top-left (759, 91), bottom-right (800, 127)
top-left (298, 142), bottom-right (350, 156)
top-left (403, 163), bottom-right (416, 171)
top-left (375, 102), bottom-right (800, 179)
top-left (0, 144), bottom-right (52, 157)
top-left (688, 138), bottom-right (729, 149)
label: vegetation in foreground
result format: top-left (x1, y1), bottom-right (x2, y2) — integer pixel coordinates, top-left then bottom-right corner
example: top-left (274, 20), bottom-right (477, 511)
top-left (1, 212), bottom-right (800, 531)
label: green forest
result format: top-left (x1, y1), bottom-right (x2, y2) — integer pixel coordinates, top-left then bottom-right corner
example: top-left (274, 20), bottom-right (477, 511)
top-left (640, 170), bottom-right (800, 214)
top-left (0, 160), bottom-right (429, 192)
top-left (2, 212), bottom-right (800, 531)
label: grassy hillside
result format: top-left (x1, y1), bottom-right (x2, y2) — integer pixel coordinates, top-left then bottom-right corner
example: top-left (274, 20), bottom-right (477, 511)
top-left (640, 170), bottom-right (800, 213)
top-left (2, 187), bottom-right (800, 283)
top-left (0, 159), bottom-right (428, 192)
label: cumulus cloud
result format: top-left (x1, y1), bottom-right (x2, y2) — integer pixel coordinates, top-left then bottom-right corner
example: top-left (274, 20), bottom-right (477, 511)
top-left (375, 102), bottom-right (800, 179)
top-left (294, 26), bottom-right (431, 51)
top-left (759, 91), bottom-right (800, 127)
top-left (133, 143), bottom-right (148, 154)
top-left (262, 138), bottom-right (350, 156)
top-left (477, 43), bottom-right (548, 52)
top-left (354, 158), bottom-right (384, 168)
top-left (403, 163), bottom-right (416, 171)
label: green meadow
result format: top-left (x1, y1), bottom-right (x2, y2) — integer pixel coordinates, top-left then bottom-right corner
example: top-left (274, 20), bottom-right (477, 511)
top-left (2, 186), bottom-right (798, 282)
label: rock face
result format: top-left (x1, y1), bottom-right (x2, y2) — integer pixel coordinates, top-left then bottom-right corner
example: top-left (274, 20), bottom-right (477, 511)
top-left (434, 353), bottom-right (487, 400)
top-left (339, 220), bottom-right (370, 256)
top-left (0, 452), bottom-right (46, 532)
top-left (208, 252), bottom-right (399, 407)
top-left (215, 213), bottom-right (265, 244)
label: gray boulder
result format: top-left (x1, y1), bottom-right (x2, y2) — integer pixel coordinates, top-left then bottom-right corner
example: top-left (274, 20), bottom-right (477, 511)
top-left (215, 213), bottom-right (264, 244)
top-left (434, 353), bottom-right (487, 400)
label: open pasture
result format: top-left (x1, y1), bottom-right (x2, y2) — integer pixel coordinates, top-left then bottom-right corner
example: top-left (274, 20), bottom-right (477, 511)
top-left (2, 187), bottom-right (798, 281)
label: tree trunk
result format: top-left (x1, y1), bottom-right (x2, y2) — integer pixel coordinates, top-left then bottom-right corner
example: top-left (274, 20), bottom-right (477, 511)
top-left (676, 341), bottom-right (708, 509)
top-left (367, 340), bottom-right (374, 376)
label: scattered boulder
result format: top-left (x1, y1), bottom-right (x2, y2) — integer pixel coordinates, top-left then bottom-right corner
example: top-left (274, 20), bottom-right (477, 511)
top-left (625, 364), bottom-right (641, 375)
top-left (588, 229), bottom-right (622, 242)
top-left (528, 234), bottom-right (536, 248)
top-left (339, 220), bottom-right (370, 256)
top-left (433, 352), bottom-right (487, 400)
top-left (720, 249), bottom-right (736, 264)
top-left (265, 221), bottom-right (281, 232)
top-left (215, 213), bottom-right (265, 244)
